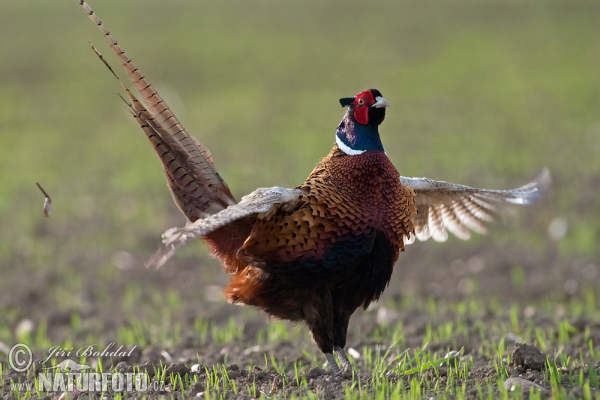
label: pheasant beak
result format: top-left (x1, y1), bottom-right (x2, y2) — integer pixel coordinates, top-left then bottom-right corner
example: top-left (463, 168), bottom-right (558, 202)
top-left (372, 96), bottom-right (390, 108)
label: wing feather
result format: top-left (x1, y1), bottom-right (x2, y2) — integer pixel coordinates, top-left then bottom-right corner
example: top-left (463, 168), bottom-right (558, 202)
top-left (401, 168), bottom-right (551, 243)
top-left (428, 205), bottom-right (448, 242)
top-left (452, 201), bottom-right (489, 235)
top-left (146, 187), bottom-right (306, 269)
top-left (440, 203), bottom-right (471, 240)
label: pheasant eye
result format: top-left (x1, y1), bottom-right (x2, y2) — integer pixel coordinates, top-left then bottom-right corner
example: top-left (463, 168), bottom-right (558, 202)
top-left (357, 98), bottom-right (365, 106)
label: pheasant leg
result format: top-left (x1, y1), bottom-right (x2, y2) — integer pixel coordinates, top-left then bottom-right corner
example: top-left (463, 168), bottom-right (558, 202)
top-left (325, 352), bottom-right (340, 373)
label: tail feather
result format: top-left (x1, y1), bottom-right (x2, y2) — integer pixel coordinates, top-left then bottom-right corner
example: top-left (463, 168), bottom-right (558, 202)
top-left (124, 86), bottom-right (232, 215)
top-left (80, 1), bottom-right (236, 221)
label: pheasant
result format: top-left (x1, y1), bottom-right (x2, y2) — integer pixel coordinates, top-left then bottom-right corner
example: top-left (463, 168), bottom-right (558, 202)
top-left (79, 1), bottom-right (551, 372)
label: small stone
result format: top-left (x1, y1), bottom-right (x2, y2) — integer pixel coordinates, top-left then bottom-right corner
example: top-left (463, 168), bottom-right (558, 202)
top-left (15, 319), bottom-right (35, 338)
top-left (190, 363), bottom-right (202, 373)
top-left (504, 377), bottom-right (545, 392)
top-left (160, 350), bottom-right (173, 363)
top-left (347, 347), bottom-right (361, 359)
top-left (243, 345), bottom-right (261, 355)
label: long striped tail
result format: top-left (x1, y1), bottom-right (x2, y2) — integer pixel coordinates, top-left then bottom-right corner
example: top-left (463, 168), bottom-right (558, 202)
top-left (79, 1), bottom-right (236, 221)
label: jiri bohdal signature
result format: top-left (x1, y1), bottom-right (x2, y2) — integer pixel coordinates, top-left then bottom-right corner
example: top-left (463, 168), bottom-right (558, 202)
top-left (40, 342), bottom-right (137, 365)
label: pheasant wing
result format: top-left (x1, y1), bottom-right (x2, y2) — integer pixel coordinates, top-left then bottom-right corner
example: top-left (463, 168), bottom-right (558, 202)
top-left (80, 1), bottom-right (235, 221)
top-left (401, 168), bottom-right (551, 243)
top-left (147, 187), bottom-right (306, 269)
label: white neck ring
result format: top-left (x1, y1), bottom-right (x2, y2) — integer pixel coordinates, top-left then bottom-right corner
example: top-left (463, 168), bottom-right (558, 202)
top-left (336, 135), bottom-right (366, 156)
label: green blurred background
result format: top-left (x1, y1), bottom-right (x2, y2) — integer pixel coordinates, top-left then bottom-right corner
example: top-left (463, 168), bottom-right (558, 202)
top-left (0, 0), bottom-right (599, 346)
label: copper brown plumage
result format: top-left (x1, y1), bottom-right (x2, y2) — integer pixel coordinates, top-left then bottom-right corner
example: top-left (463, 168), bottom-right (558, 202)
top-left (79, 1), bottom-right (551, 372)
top-left (222, 146), bottom-right (416, 358)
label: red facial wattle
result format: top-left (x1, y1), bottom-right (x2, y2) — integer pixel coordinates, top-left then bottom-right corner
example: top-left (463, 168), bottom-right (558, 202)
top-left (352, 90), bottom-right (375, 125)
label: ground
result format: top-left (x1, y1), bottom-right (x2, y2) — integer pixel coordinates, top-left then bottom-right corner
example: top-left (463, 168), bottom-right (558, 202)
top-left (2, 237), bottom-right (599, 398)
top-left (1, 1), bottom-right (599, 399)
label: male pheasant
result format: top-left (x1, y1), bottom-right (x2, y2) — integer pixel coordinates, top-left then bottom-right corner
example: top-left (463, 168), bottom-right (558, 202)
top-left (80, 1), bottom-right (550, 372)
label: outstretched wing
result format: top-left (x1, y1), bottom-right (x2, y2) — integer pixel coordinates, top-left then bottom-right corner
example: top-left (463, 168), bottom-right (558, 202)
top-left (401, 168), bottom-right (551, 243)
top-left (147, 187), bottom-right (306, 269)
top-left (79, 1), bottom-right (235, 221)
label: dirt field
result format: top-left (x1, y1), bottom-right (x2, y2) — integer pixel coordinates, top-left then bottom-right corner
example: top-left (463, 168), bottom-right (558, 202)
top-left (2, 234), bottom-right (599, 398)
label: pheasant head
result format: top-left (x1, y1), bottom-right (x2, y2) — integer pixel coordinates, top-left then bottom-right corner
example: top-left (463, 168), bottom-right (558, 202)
top-left (336, 89), bottom-right (390, 155)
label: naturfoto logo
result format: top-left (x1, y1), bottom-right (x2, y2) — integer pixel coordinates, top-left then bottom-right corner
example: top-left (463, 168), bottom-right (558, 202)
top-left (8, 343), bottom-right (163, 394)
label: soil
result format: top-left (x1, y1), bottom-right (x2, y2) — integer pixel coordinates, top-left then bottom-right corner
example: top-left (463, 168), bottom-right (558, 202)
top-left (1, 232), bottom-right (599, 398)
